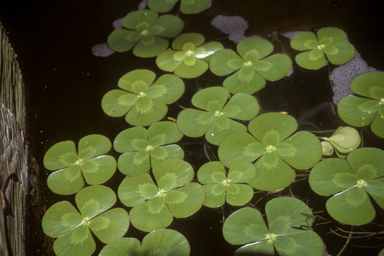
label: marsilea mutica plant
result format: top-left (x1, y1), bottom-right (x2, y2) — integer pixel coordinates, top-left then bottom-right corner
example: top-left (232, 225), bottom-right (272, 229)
top-left (42, 2), bottom-right (384, 256)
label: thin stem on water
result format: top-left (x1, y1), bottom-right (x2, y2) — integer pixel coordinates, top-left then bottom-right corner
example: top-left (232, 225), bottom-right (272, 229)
top-left (336, 226), bottom-right (353, 256)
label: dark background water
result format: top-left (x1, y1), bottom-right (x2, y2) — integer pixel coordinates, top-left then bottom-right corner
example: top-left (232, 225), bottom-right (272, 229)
top-left (1, 0), bottom-right (384, 255)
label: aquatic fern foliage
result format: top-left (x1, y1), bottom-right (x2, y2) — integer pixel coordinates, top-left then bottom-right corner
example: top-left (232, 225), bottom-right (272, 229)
top-left (42, 185), bottom-right (129, 256)
top-left (118, 158), bottom-right (205, 232)
top-left (309, 147), bottom-right (384, 225)
top-left (338, 72), bottom-right (384, 138)
top-left (222, 197), bottom-right (324, 256)
top-left (43, 134), bottom-right (116, 195)
top-left (148, 0), bottom-right (211, 14)
top-left (102, 69), bottom-right (184, 126)
top-left (99, 229), bottom-right (190, 256)
top-left (290, 27), bottom-right (355, 70)
top-left (319, 126), bottom-right (361, 157)
top-left (210, 37), bottom-right (292, 94)
top-left (156, 33), bottom-right (224, 78)
top-left (197, 161), bottom-right (256, 207)
top-left (107, 9), bottom-right (183, 57)
top-left (114, 121), bottom-right (184, 176)
top-left (219, 112), bottom-right (322, 191)
top-left (177, 86), bottom-right (260, 145)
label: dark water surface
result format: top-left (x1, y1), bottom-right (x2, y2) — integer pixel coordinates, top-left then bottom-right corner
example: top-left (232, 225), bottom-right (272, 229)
top-left (1, 0), bottom-right (384, 255)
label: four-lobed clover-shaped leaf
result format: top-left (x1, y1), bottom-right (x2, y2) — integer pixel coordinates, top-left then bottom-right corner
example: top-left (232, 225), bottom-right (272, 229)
top-left (218, 112), bottom-right (322, 191)
top-left (43, 134), bottom-right (116, 195)
top-left (42, 185), bottom-right (129, 256)
top-left (309, 147), bottom-right (384, 225)
top-left (197, 161), bottom-right (256, 208)
top-left (222, 197), bottom-right (324, 256)
top-left (118, 158), bottom-right (205, 232)
top-left (210, 38), bottom-right (292, 94)
top-left (290, 27), bottom-right (355, 70)
top-left (338, 72), bottom-right (384, 138)
top-left (148, 0), bottom-right (211, 14)
top-left (156, 33), bottom-right (224, 78)
top-left (177, 86), bottom-right (260, 145)
top-left (107, 9), bottom-right (183, 57)
top-left (320, 126), bottom-right (361, 157)
top-left (99, 229), bottom-right (190, 256)
top-left (114, 121), bottom-right (184, 176)
top-left (102, 69), bottom-right (184, 126)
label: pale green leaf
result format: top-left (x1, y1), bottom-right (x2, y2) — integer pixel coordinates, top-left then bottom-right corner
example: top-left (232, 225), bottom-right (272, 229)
top-left (76, 185), bottom-right (116, 219)
top-left (290, 31), bottom-right (319, 51)
top-left (129, 197), bottom-right (173, 232)
top-left (89, 208), bottom-right (129, 244)
top-left (99, 238), bottom-right (141, 256)
top-left (218, 132), bottom-right (265, 167)
top-left (142, 229), bottom-right (190, 256)
top-left (248, 112), bottom-right (298, 144)
top-left (326, 187), bottom-right (375, 225)
top-left (118, 174), bottom-right (159, 207)
top-left (101, 90), bottom-right (136, 117)
top-left (81, 155), bottom-right (116, 185)
top-left (338, 96), bottom-right (379, 127)
top-left (165, 182), bottom-right (205, 217)
top-left (117, 151), bottom-right (150, 176)
top-left (114, 126), bottom-right (148, 153)
top-left (44, 141), bottom-right (77, 170)
top-left (53, 225), bottom-right (95, 256)
top-left (42, 201), bottom-right (82, 238)
top-left (47, 165), bottom-right (84, 195)
top-left (153, 159), bottom-right (194, 191)
top-left (250, 153), bottom-right (296, 191)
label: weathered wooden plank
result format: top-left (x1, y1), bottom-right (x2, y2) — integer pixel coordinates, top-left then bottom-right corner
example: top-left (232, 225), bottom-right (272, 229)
top-left (0, 21), bottom-right (49, 256)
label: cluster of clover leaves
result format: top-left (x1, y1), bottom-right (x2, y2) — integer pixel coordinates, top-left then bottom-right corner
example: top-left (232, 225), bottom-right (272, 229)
top-left (42, 3), bottom-right (384, 256)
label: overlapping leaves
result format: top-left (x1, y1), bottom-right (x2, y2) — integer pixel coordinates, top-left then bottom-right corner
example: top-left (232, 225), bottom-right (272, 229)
top-left (222, 197), bottom-right (324, 256)
top-left (218, 112), bottom-right (322, 191)
top-left (118, 158), bottom-right (205, 232)
top-left (197, 161), bottom-right (256, 207)
top-left (210, 38), bottom-right (292, 94)
top-left (338, 72), bottom-right (384, 138)
top-left (107, 9), bottom-right (183, 57)
top-left (114, 121), bottom-right (184, 176)
top-left (148, 0), bottom-right (211, 14)
top-left (102, 69), bottom-right (184, 126)
top-left (309, 147), bottom-right (384, 225)
top-left (156, 33), bottom-right (223, 78)
top-left (290, 27), bottom-right (355, 70)
top-left (177, 86), bottom-right (260, 145)
top-left (99, 229), bottom-right (190, 256)
top-left (43, 134), bottom-right (116, 195)
top-left (320, 126), bottom-right (361, 157)
top-left (42, 185), bottom-right (129, 256)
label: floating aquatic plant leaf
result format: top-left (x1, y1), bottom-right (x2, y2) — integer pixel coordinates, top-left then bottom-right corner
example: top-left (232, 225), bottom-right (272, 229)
top-left (338, 72), bottom-right (384, 138)
top-left (320, 126), bottom-right (361, 157)
top-left (177, 86), bottom-right (259, 145)
top-left (42, 185), bottom-right (129, 256)
top-left (99, 229), bottom-right (190, 256)
top-left (218, 112), bottom-right (322, 191)
top-left (43, 135), bottom-right (116, 195)
top-left (290, 27), bottom-right (355, 70)
top-left (102, 69), bottom-right (184, 126)
top-left (197, 161), bottom-right (256, 207)
top-left (156, 33), bottom-right (224, 78)
top-left (114, 121), bottom-right (184, 176)
top-left (118, 158), bottom-right (205, 232)
top-left (107, 10), bottom-right (183, 57)
top-left (148, 0), bottom-right (210, 14)
top-left (223, 197), bottom-right (324, 256)
top-left (309, 147), bottom-right (384, 225)
top-left (210, 38), bottom-right (292, 94)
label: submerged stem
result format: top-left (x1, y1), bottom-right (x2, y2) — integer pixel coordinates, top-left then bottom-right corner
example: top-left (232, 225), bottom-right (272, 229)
top-left (336, 226), bottom-right (353, 256)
